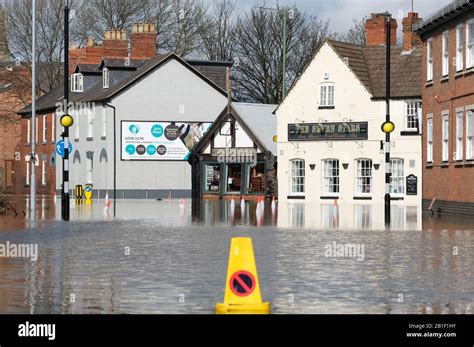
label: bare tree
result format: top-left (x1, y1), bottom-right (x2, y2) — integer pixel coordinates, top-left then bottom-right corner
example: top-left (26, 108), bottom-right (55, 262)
top-left (3, 0), bottom-right (82, 93)
top-left (233, 5), bottom-right (329, 104)
top-left (338, 18), bottom-right (366, 46)
top-left (199, 0), bottom-right (237, 61)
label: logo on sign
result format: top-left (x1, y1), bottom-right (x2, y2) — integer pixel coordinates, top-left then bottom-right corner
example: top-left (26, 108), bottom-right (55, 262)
top-left (129, 124), bottom-right (140, 135)
top-left (229, 271), bottom-right (256, 297)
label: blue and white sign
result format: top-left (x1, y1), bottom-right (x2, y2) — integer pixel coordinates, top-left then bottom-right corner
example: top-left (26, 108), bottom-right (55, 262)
top-left (121, 121), bottom-right (212, 161)
top-left (56, 140), bottom-right (73, 158)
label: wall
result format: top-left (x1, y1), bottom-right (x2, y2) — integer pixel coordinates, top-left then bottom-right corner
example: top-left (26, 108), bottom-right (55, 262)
top-left (276, 43), bottom-right (422, 204)
top-left (56, 58), bottom-right (228, 198)
top-left (421, 10), bottom-right (474, 206)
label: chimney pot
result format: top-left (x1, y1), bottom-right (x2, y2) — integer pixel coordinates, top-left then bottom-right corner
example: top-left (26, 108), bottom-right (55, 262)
top-left (365, 13), bottom-right (398, 46)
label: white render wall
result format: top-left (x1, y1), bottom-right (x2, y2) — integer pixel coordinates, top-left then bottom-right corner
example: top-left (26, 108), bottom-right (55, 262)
top-left (276, 43), bottom-right (422, 204)
top-left (56, 58), bottom-right (228, 196)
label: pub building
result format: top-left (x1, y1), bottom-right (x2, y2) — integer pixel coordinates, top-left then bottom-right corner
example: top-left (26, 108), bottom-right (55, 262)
top-left (189, 102), bottom-right (277, 200)
top-left (276, 12), bottom-right (424, 206)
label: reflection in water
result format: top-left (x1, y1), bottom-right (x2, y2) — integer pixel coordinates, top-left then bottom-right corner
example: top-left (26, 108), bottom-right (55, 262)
top-left (0, 197), bottom-right (473, 314)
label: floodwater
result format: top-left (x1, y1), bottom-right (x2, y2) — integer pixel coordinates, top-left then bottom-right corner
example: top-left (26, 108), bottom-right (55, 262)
top-left (0, 196), bottom-right (473, 314)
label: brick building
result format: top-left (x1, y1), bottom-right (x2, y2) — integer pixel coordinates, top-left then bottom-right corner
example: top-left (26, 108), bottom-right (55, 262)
top-left (414, 0), bottom-right (474, 215)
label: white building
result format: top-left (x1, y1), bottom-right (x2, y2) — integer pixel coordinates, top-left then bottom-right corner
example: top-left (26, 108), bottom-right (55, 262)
top-left (276, 35), bottom-right (422, 206)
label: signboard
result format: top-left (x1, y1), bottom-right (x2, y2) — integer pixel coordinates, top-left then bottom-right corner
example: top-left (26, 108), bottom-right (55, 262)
top-left (121, 121), bottom-right (212, 161)
top-left (288, 122), bottom-right (368, 141)
top-left (229, 270), bottom-right (256, 297)
top-left (55, 140), bottom-right (73, 157)
top-left (406, 174), bottom-right (418, 195)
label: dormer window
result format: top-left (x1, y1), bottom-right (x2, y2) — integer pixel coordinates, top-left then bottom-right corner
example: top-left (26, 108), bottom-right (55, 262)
top-left (71, 73), bottom-right (83, 92)
top-left (103, 67), bottom-right (109, 89)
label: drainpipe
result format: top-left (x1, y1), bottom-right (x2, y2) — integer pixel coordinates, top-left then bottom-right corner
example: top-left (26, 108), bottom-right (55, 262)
top-left (105, 103), bottom-right (116, 218)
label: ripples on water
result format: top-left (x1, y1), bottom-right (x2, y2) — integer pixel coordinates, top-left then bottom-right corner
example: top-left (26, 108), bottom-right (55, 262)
top-left (0, 198), bottom-right (473, 314)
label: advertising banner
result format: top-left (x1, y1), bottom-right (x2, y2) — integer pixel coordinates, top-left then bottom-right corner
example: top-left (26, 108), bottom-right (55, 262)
top-left (121, 121), bottom-right (212, 161)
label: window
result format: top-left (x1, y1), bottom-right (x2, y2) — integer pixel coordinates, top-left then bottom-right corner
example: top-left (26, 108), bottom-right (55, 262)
top-left (51, 113), bottom-right (55, 142)
top-left (87, 108), bottom-right (94, 138)
top-left (75, 111), bottom-right (80, 140)
top-left (87, 157), bottom-right (93, 184)
top-left (41, 158), bottom-right (46, 186)
top-left (25, 161), bottom-right (30, 186)
top-left (390, 158), bottom-right (404, 195)
top-left (427, 118), bottom-right (433, 163)
top-left (35, 116), bottom-right (38, 144)
top-left (290, 159), bottom-right (305, 194)
top-left (456, 112), bottom-right (463, 161)
top-left (103, 68), bottom-right (109, 89)
top-left (320, 85), bottom-right (335, 107)
top-left (442, 115), bottom-right (449, 162)
top-left (27, 118), bottom-right (31, 144)
top-left (427, 38), bottom-right (433, 81)
top-left (323, 159), bottom-right (339, 194)
top-left (467, 20), bottom-right (474, 69)
top-left (71, 73), bottom-right (83, 92)
top-left (467, 110), bottom-right (473, 160)
top-left (42, 114), bottom-right (47, 143)
top-left (457, 24), bottom-right (464, 71)
top-left (442, 31), bottom-right (449, 77)
top-left (405, 101), bottom-right (421, 131)
top-left (226, 164), bottom-right (242, 193)
top-left (204, 164), bottom-right (221, 192)
top-left (102, 107), bottom-right (107, 138)
top-left (356, 159), bottom-right (372, 194)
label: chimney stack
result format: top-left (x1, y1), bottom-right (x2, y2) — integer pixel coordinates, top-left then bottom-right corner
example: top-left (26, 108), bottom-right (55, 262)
top-left (131, 23), bottom-right (157, 60)
top-left (103, 29), bottom-right (128, 59)
top-left (365, 13), bottom-right (398, 46)
top-left (402, 12), bottom-right (422, 51)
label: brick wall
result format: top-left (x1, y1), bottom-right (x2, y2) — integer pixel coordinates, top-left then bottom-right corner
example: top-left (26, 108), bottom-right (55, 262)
top-left (421, 12), bottom-right (474, 205)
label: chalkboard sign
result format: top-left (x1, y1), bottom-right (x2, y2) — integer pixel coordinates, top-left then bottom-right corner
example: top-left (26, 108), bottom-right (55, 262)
top-left (288, 122), bottom-right (368, 141)
top-left (406, 174), bottom-right (418, 195)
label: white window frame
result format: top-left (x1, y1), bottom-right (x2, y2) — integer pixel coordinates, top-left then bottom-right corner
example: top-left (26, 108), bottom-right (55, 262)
top-left (322, 159), bottom-right (340, 195)
top-left (51, 113), bottom-right (56, 143)
top-left (466, 110), bottom-right (473, 160)
top-left (27, 118), bottom-right (31, 144)
top-left (290, 159), bottom-right (305, 195)
top-left (442, 114), bottom-right (449, 162)
top-left (35, 115), bottom-right (38, 144)
top-left (103, 67), bottom-right (109, 89)
top-left (319, 84), bottom-right (335, 107)
top-left (87, 107), bottom-right (94, 139)
top-left (442, 30), bottom-right (449, 77)
top-left (71, 73), bottom-right (83, 92)
top-left (102, 107), bottom-right (107, 138)
top-left (427, 38), bottom-right (434, 81)
top-left (42, 114), bottom-right (47, 144)
top-left (467, 20), bottom-right (474, 69)
top-left (74, 110), bottom-right (80, 140)
top-left (87, 157), bottom-right (93, 184)
top-left (26, 160), bottom-right (30, 186)
top-left (41, 158), bottom-right (46, 186)
top-left (427, 118), bottom-right (433, 163)
top-left (389, 158), bottom-right (405, 196)
top-left (456, 111), bottom-right (464, 161)
top-left (355, 159), bottom-right (373, 195)
top-left (456, 24), bottom-right (464, 71)
top-left (405, 100), bottom-right (421, 131)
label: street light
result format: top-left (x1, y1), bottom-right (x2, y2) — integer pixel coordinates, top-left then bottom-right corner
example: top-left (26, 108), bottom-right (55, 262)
top-left (30, 0), bottom-right (37, 220)
top-left (61, 0), bottom-right (70, 221)
top-left (256, 6), bottom-right (290, 101)
top-left (375, 11), bottom-right (393, 227)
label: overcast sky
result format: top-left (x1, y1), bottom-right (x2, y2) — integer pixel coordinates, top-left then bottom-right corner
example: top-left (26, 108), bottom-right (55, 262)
top-left (234, 0), bottom-right (453, 35)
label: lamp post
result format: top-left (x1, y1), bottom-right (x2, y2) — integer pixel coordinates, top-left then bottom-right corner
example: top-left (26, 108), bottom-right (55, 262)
top-left (257, 6), bottom-right (289, 101)
top-left (377, 12), bottom-right (393, 227)
top-left (30, 0), bottom-right (36, 220)
top-left (61, 1), bottom-right (70, 221)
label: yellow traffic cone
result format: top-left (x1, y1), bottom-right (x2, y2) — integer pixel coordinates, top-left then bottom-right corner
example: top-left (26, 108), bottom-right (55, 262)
top-left (216, 237), bottom-right (270, 314)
